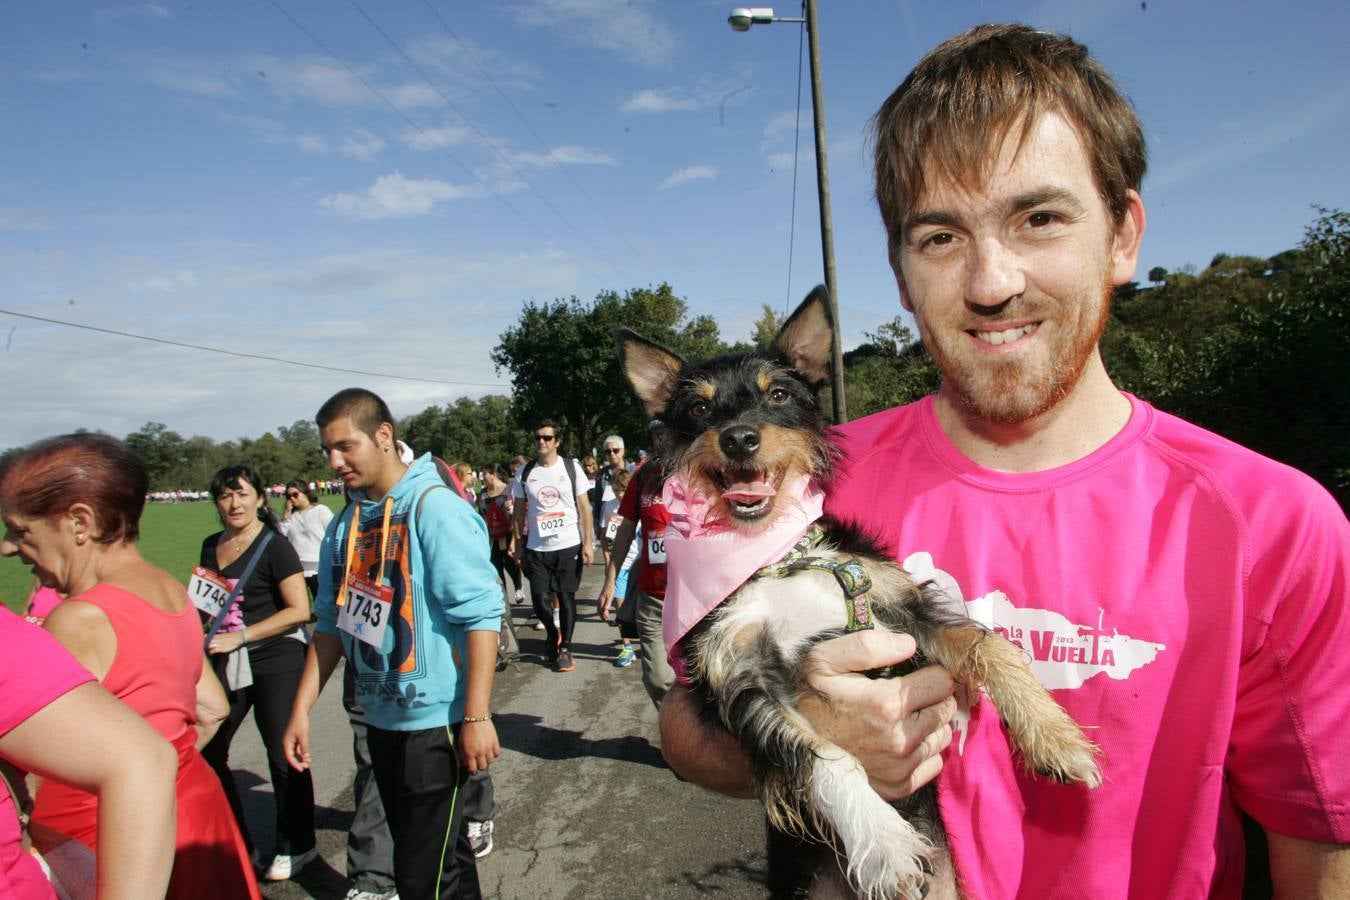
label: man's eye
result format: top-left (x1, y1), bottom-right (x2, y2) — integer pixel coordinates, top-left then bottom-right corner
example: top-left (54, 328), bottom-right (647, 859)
top-left (922, 231), bottom-right (954, 249)
top-left (1027, 211), bottom-right (1058, 227)
top-left (690, 401), bottom-right (709, 418)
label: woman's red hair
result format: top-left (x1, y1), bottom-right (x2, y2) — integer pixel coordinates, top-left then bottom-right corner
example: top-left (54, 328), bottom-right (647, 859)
top-left (0, 433), bottom-right (148, 544)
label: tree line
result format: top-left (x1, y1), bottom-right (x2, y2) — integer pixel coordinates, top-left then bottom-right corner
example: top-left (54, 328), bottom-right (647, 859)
top-left (8, 209), bottom-right (1344, 510)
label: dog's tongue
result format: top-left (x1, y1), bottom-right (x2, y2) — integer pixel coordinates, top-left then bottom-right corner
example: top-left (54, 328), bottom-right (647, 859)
top-left (721, 480), bottom-right (776, 504)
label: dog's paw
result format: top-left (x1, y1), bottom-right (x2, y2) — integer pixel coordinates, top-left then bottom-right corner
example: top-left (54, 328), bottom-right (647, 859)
top-left (808, 753), bottom-right (934, 899)
top-left (1030, 728), bottom-right (1102, 788)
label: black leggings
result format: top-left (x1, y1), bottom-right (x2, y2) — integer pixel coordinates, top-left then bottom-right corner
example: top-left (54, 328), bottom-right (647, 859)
top-left (489, 541), bottom-right (521, 592)
top-left (202, 643), bottom-right (316, 856)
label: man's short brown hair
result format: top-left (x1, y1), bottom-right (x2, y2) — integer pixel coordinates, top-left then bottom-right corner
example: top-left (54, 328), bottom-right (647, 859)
top-left (871, 24), bottom-right (1147, 254)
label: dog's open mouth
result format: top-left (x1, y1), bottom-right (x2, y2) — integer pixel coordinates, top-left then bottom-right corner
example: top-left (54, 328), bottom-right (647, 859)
top-left (713, 467), bottom-right (778, 521)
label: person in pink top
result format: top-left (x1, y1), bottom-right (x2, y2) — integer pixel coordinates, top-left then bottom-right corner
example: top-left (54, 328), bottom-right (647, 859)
top-left (659, 24), bottom-right (1350, 898)
top-left (0, 607), bottom-right (177, 900)
top-left (0, 433), bottom-right (261, 899)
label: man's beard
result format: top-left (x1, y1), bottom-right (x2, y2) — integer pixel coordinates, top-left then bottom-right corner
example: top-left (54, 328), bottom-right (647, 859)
top-left (930, 279), bottom-right (1113, 426)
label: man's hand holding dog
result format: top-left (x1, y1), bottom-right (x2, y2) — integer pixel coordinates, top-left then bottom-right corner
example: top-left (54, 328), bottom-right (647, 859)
top-left (798, 630), bottom-right (958, 801)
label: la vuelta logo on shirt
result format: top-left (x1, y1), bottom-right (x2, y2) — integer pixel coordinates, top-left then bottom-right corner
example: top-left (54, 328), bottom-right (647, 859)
top-left (903, 552), bottom-right (1166, 691)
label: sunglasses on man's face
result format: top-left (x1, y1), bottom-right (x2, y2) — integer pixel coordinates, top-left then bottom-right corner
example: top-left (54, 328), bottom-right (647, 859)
top-left (606, 448), bottom-right (623, 454)
top-left (534, 434), bottom-right (557, 443)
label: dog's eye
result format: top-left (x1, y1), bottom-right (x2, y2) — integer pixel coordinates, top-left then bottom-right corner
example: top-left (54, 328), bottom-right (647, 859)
top-left (689, 401), bottom-right (709, 418)
top-left (768, 387), bottom-right (790, 403)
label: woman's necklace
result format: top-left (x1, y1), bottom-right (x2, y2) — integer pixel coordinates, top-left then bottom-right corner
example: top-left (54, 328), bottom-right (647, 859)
top-left (224, 520), bottom-right (262, 555)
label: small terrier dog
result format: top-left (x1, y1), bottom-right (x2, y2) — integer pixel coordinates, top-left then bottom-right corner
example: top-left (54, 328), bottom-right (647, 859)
top-left (618, 287), bottom-right (1101, 899)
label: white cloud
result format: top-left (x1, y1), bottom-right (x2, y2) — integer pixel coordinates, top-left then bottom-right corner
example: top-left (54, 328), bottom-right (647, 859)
top-left (340, 129), bottom-right (385, 160)
top-left (621, 88), bottom-right (700, 114)
top-left (145, 63), bottom-right (236, 98)
top-left (128, 269), bottom-right (197, 293)
top-left (510, 145), bottom-right (617, 168)
top-left (319, 172), bottom-right (482, 219)
top-left (660, 165), bottom-right (718, 190)
top-left (509, 0), bottom-right (677, 67)
top-left (400, 121), bottom-right (477, 151)
top-left (292, 132), bottom-right (329, 155)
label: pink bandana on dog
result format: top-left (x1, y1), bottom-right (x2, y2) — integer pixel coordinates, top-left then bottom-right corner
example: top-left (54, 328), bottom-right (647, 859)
top-left (661, 472), bottom-right (825, 679)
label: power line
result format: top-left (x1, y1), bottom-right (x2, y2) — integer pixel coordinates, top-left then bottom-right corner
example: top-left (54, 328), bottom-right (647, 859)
top-left (264, 0), bottom-right (608, 287)
top-left (419, 0), bottom-right (659, 280)
top-left (0, 308), bottom-right (509, 389)
top-left (348, 0), bottom-right (634, 285)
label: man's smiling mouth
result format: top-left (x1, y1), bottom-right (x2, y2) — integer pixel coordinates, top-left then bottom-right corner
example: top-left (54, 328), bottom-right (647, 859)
top-left (972, 323), bottom-right (1038, 346)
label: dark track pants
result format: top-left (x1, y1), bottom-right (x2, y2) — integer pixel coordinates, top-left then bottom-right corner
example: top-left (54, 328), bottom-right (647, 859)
top-left (367, 723), bottom-right (480, 899)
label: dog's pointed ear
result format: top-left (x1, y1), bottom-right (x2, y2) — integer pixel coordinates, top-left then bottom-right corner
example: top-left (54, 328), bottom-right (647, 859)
top-left (773, 285), bottom-right (834, 385)
top-left (616, 328), bottom-right (686, 417)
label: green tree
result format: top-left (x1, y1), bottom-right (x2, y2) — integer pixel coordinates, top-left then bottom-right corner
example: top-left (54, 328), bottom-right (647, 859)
top-left (492, 283), bottom-right (728, 455)
top-left (843, 317), bottom-right (940, 418)
top-left (124, 422), bottom-right (188, 491)
top-left (751, 304), bottom-right (785, 349)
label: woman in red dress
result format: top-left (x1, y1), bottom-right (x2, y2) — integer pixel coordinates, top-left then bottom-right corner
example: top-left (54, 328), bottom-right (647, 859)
top-left (0, 433), bottom-right (261, 900)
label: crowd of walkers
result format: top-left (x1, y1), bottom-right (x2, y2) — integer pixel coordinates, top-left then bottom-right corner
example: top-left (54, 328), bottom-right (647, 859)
top-left (0, 385), bottom-right (667, 900)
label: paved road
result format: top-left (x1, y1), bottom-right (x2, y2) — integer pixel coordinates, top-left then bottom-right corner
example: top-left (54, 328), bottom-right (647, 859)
top-left (228, 561), bottom-right (768, 899)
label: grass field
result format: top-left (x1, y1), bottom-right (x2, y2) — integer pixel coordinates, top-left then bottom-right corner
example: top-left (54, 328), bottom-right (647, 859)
top-left (1, 496), bottom-right (347, 613)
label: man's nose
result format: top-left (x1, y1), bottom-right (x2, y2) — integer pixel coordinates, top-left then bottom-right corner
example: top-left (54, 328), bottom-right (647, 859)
top-left (965, 237), bottom-right (1026, 310)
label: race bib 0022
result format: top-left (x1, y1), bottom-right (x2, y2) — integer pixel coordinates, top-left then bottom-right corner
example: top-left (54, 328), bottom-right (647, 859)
top-left (338, 574), bottom-right (393, 649)
top-left (536, 510), bottom-right (571, 537)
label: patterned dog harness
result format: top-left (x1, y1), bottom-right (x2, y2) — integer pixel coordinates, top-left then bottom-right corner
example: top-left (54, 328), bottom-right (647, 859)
top-left (752, 524), bottom-right (878, 633)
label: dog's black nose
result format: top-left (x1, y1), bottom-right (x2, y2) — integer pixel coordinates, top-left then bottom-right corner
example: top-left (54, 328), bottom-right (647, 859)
top-left (719, 425), bottom-right (761, 461)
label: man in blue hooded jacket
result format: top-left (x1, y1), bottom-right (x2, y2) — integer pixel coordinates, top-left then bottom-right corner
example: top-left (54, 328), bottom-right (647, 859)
top-left (284, 387), bottom-right (502, 899)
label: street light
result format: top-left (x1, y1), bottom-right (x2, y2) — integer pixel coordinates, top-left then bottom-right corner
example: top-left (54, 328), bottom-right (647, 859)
top-left (728, 2), bottom-right (847, 423)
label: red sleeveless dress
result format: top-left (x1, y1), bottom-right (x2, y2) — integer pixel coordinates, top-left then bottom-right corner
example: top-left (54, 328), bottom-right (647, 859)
top-left (32, 584), bottom-right (261, 900)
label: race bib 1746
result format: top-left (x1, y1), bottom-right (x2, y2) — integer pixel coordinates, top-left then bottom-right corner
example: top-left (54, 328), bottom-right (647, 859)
top-left (189, 566), bottom-right (233, 618)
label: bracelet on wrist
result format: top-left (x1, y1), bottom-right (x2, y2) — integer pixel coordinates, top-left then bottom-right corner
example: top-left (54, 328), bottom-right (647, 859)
top-left (462, 714), bottom-right (492, 724)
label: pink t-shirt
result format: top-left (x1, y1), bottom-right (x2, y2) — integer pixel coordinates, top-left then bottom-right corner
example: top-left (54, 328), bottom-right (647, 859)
top-left (826, 394), bottom-right (1350, 899)
top-left (0, 608), bottom-right (96, 900)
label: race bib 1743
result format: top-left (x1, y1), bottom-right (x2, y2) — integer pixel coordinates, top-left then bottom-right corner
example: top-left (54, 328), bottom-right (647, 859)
top-left (338, 574), bottom-right (393, 649)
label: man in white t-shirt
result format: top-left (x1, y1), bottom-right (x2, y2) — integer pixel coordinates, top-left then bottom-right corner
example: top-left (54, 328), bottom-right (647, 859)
top-left (512, 419), bottom-right (594, 673)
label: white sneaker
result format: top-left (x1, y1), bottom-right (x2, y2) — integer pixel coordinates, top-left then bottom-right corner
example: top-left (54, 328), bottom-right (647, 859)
top-left (514, 588), bottom-right (525, 603)
top-left (467, 819), bottom-right (494, 859)
top-left (345, 889), bottom-right (398, 900)
top-left (533, 619), bottom-right (546, 631)
top-left (264, 848), bottom-right (318, 881)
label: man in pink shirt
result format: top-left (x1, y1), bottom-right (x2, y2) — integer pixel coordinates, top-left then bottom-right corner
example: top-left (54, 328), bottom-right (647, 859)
top-left (659, 24), bottom-right (1349, 898)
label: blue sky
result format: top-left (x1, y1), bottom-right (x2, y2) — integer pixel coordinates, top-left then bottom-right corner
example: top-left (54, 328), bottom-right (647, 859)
top-left (2, 0), bottom-right (1347, 450)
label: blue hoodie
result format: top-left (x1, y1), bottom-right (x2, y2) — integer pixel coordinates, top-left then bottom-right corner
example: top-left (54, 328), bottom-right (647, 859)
top-left (315, 454), bottom-right (502, 731)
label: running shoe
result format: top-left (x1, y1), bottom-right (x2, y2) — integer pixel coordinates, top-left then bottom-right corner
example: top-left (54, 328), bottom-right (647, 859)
top-left (555, 648), bottom-right (575, 672)
top-left (467, 819), bottom-right (495, 859)
top-left (344, 889), bottom-right (398, 900)
top-left (614, 645), bottom-right (636, 668)
top-left (264, 848), bottom-right (318, 881)
top-left (532, 619), bottom-right (546, 631)
top-left (514, 588), bottom-right (526, 603)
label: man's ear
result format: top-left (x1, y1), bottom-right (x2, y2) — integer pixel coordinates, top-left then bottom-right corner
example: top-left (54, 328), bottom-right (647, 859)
top-left (375, 421), bottom-right (395, 451)
top-left (773, 285), bottom-right (833, 386)
top-left (1110, 189), bottom-right (1147, 286)
top-left (615, 329), bottom-right (686, 417)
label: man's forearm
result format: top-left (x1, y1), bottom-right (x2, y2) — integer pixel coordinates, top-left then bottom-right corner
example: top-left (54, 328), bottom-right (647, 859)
top-left (463, 629), bottom-right (498, 718)
top-left (659, 684), bottom-right (756, 799)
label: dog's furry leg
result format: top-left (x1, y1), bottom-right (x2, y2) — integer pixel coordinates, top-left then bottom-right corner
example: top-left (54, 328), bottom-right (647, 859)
top-left (919, 624), bottom-right (1101, 786)
top-left (701, 625), bottom-right (935, 900)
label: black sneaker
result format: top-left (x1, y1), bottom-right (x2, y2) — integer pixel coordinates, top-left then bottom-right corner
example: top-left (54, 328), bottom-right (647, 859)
top-left (555, 648), bottom-right (575, 672)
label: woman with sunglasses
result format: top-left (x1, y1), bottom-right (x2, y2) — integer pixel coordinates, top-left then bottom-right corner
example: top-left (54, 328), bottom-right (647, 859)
top-left (279, 479), bottom-right (333, 600)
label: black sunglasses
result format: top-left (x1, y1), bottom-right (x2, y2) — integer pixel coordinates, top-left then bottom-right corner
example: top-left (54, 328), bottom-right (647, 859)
top-left (534, 433), bottom-right (557, 442)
